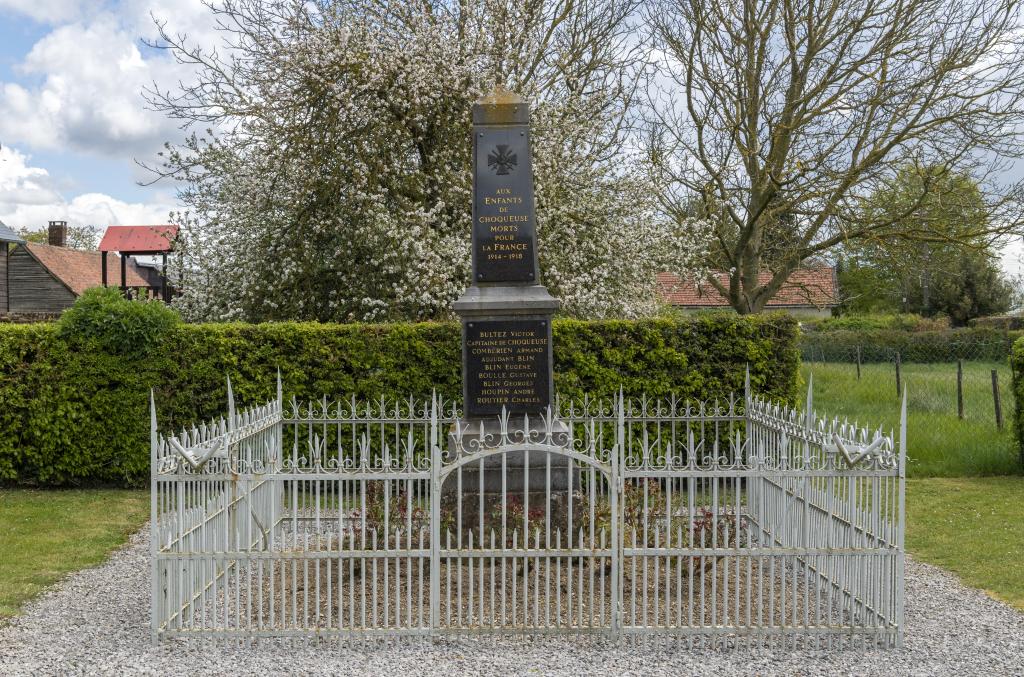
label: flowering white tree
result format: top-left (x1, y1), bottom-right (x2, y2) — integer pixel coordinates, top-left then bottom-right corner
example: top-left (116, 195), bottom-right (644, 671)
top-left (146, 0), bottom-right (707, 322)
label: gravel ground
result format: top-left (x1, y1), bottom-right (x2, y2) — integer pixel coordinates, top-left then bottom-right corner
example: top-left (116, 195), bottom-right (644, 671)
top-left (0, 527), bottom-right (1022, 676)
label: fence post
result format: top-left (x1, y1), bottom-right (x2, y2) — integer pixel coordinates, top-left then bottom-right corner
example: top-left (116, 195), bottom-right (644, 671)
top-left (856, 346), bottom-right (861, 380)
top-left (429, 390), bottom-right (440, 638)
top-left (225, 375), bottom-right (237, 551)
top-left (149, 390), bottom-right (159, 646)
top-left (895, 352), bottom-right (902, 399)
top-left (992, 370), bottom-right (1004, 430)
top-left (896, 386), bottom-right (908, 648)
top-left (611, 388), bottom-right (623, 641)
top-left (957, 360), bottom-right (964, 420)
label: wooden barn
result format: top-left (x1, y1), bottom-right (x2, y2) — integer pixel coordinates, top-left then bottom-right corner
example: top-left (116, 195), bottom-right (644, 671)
top-left (0, 219), bottom-right (24, 313)
top-left (1, 221), bottom-right (157, 315)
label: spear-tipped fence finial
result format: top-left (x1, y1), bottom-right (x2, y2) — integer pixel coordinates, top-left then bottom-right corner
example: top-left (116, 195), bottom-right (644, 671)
top-left (805, 372), bottom-right (814, 431)
top-left (276, 368), bottom-right (283, 409)
top-left (226, 374), bottom-right (236, 431)
top-left (150, 388), bottom-right (158, 459)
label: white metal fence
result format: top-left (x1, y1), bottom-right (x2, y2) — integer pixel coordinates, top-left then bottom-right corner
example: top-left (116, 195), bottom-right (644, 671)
top-left (151, 376), bottom-right (906, 648)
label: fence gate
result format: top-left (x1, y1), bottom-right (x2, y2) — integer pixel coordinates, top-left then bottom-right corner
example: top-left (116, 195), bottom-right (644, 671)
top-left (152, 379), bottom-right (906, 648)
top-left (432, 409), bottom-right (619, 635)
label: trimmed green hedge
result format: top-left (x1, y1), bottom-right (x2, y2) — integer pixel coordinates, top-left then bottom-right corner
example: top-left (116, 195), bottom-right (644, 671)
top-left (1011, 337), bottom-right (1024, 466)
top-left (0, 314), bottom-right (799, 487)
top-left (801, 313), bottom-right (950, 332)
top-left (801, 328), bottom-right (1022, 363)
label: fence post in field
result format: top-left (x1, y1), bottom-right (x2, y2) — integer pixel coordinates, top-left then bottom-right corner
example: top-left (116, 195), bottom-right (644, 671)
top-left (957, 360), bottom-right (964, 420)
top-left (991, 369), bottom-right (1003, 430)
top-left (856, 346), bottom-right (861, 380)
top-left (895, 352), bottom-right (902, 399)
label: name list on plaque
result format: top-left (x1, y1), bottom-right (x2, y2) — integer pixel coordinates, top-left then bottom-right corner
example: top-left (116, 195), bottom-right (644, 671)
top-left (473, 128), bottom-right (536, 283)
top-left (465, 319), bottom-right (550, 417)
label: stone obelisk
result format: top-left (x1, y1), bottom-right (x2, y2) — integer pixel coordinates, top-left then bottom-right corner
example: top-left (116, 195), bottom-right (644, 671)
top-left (451, 88), bottom-right (567, 495)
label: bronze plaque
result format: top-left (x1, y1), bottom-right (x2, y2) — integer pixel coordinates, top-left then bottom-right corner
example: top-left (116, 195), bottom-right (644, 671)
top-left (464, 318), bottom-right (551, 416)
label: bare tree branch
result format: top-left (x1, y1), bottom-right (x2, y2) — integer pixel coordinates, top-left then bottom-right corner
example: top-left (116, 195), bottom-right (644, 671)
top-left (647, 0), bottom-right (1024, 313)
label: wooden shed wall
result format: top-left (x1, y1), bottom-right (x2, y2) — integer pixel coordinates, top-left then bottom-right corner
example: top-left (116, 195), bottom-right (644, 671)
top-left (0, 243), bottom-right (8, 313)
top-left (8, 247), bottom-right (77, 313)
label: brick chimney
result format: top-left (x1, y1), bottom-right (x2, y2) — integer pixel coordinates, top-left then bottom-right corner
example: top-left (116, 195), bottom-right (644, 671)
top-left (48, 221), bottom-right (67, 247)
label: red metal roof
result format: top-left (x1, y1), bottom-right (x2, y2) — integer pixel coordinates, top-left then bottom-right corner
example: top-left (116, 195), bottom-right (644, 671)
top-left (24, 243), bottom-right (150, 295)
top-left (99, 225), bottom-right (179, 253)
top-left (658, 267), bottom-right (838, 309)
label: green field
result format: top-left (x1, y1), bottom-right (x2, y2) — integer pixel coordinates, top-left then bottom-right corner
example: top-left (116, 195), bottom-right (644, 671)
top-left (802, 361), bottom-right (1019, 477)
top-left (0, 489), bottom-right (149, 619)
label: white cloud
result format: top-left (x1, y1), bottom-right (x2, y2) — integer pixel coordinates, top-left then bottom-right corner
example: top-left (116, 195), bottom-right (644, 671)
top-left (0, 16), bottom-right (187, 158)
top-left (0, 0), bottom-right (228, 161)
top-left (0, 0), bottom-right (104, 24)
top-left (0, 144), bottom-right (176, 230)
top-left (127, 0), bottom-right (225, 48)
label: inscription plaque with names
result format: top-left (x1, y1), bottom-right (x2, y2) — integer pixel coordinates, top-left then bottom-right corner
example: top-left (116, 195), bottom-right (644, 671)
top-left (464, 318), bottom-right (551, 417)
top-left (473, 127), bottom-right (537, 283)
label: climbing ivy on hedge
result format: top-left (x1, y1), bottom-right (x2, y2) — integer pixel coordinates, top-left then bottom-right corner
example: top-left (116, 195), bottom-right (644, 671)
top-left (0, 308), bottom-right (798, 487)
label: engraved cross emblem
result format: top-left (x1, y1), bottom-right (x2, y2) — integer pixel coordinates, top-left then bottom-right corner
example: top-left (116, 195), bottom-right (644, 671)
top-left (487, 145), bottom-right (518, 175)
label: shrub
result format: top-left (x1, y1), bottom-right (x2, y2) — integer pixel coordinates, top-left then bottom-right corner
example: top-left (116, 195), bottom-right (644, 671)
top-left (57, 287), bottom-right (181, 355)
top-left (0, 313), bottom-right (798, 487)
top-left (1010, 337), bottom-right (1024, 467)
top-left (801, 313), bottom-right (949, 333)
top-left (971, 315), bottom-right (1024, 331)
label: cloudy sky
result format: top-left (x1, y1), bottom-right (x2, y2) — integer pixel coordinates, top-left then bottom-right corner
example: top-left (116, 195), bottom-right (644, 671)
top-left (0, 0), bottom-right (219, 234)
top-left (0, 0), bottom-right (1021, 275)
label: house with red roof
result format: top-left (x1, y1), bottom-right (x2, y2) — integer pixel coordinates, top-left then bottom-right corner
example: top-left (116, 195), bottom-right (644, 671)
top-left (0, 221), bottom-right (178, 316)
top-left (658, 266), bottom-right (839, 317)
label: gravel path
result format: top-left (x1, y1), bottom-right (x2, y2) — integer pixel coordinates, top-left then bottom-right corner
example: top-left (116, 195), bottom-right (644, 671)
top-left (1, 527), bottom-right (1022, 676)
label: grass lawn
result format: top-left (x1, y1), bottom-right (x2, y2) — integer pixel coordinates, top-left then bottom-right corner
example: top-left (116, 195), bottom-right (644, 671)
top-left (906, 477), bottom-right (1024, 611)
top-left (802, 361), bottom-right (1019, 477)
top-left (0, 488), bottom-right (148, 619)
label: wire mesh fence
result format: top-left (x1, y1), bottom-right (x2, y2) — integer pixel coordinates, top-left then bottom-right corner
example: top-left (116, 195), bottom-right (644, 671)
top-left (800, 334), bottom-right (1019, 476)
top-left (800, 341), bottom-right (1010, 431)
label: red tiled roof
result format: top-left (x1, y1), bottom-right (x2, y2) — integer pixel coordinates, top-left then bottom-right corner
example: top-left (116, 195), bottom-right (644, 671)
top-left (658, 267), bottom-right (838, 308)
top-left (24, 243), bottom-right (150, 296)
top-left (99, 225), bottom-right (178, 253)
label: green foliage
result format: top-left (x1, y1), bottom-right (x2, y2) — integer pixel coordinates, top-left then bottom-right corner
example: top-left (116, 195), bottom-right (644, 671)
top-left (57, 287), bottom-right (181, 355)
top-left (0, 314), bottom-right (798, 488)
top-left (972, 315), bottom-right (1024, 331)
top-left (833, 261), bottom-right (899, 314)
top-left (16, 224), bottom-right (101, 250)
top-left (802, 313), bottom-right (949, 332)
top-left (1011, 337), bottom-right (1024, 468)
top-left (839, 166), bottom-right (1015, 325)
top-left (802, 328), bottom-right (1021, 363)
